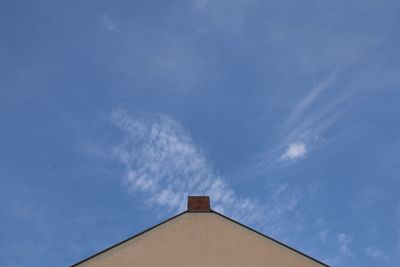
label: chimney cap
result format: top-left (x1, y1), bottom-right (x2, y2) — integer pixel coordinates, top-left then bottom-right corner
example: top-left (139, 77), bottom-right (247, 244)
top-left (187, 196), bottom-right (211, 212)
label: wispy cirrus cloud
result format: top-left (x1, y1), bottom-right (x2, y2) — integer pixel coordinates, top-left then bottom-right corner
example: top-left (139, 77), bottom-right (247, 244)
top-left (278, 74), bottom-right (341, 159)
top-left (111, 109), bottom-right (302, 234)
top-left (251, 69), bottom-right (373, 175)
top-left (284, 73), bottom-right (336, 131)
top-left (250, 75), bottom-right (337, 173)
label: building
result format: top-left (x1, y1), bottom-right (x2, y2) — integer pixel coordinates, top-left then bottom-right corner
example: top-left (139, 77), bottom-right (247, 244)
top-left (71, 196), bottom-right (329, 267)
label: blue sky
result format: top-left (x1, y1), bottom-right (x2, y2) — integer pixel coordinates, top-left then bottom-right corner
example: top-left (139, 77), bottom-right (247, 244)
top-left (1, 0), bottom-right (400, 266)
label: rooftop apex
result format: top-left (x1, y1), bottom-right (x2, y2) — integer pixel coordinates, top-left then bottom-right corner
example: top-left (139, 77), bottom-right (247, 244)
top-left (187, 196), bottom-right (211, 212)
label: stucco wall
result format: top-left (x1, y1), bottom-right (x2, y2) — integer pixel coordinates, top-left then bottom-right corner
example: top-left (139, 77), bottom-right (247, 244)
top-left (75, 212), bottom-right (326, 267)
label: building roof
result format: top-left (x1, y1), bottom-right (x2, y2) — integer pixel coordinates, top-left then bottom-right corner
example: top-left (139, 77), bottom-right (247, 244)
top-left (71, 196), bottom-right (329, 267)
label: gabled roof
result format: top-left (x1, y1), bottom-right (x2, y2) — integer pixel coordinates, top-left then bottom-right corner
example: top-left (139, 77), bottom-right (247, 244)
top-left (71, 197), bottom-right (329, 267)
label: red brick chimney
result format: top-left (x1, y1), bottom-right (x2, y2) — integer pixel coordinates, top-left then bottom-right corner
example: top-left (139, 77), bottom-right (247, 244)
top-left (187, 196), bottom-right (211, 212)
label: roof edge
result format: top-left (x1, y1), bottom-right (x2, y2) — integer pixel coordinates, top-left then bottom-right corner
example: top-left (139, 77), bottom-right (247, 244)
top-left (211, 210), bottom-right (330, 267)
top-left (69, 210), bottom-right (188, 267)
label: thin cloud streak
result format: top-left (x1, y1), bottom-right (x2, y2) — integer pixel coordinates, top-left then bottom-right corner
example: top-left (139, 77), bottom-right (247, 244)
top-left (284, 73), bottom-right (336, 129)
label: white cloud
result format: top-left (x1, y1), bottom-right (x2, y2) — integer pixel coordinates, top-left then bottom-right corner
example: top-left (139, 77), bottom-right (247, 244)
top-left (280, 142), bottom-right (307, 161)
top-left (337, 233), bottom-right (353, 256)
top-left (111, 109), bottom-right (303, 235)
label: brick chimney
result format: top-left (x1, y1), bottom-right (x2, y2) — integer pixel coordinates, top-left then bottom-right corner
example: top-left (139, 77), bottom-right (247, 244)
top-left (187, 196), bottom-right (211, 212)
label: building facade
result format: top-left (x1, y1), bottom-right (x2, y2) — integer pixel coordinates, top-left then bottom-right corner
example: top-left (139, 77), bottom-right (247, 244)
top-left (72, 196), bottom-right (329, 267)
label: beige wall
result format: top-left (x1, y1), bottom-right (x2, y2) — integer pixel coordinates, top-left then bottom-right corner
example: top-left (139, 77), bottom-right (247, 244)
top-left (76, 212), bottom-right (326, 267)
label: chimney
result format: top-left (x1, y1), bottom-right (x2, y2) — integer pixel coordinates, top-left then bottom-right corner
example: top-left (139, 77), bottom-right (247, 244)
top-left (187, 196), bottom-right (211, 212)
